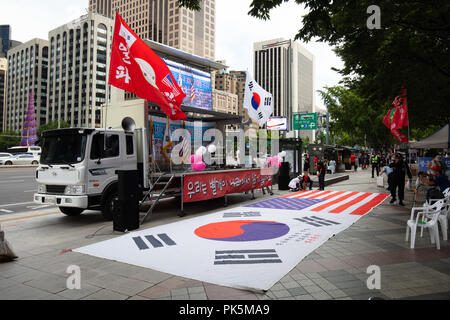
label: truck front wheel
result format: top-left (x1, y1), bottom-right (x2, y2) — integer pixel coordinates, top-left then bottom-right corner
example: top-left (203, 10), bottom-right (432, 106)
top-left (102, 191), bottom-right (118, 221)
top-left (59, 207), bottom-right (84, 216)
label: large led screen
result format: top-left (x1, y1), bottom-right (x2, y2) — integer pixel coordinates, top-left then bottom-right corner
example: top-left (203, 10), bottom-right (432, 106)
top-left (163, 58), bottom-right (213, 111)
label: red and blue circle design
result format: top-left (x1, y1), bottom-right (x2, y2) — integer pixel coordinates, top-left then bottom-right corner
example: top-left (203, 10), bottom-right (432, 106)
top-left (251, 93), bottom-right (261, 111)
top-left (194, 220), bottom-right (290, 242)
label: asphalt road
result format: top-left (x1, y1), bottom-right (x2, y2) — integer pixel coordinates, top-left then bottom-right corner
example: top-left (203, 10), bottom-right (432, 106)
top-left (0, 167), bottom-right (57, 215)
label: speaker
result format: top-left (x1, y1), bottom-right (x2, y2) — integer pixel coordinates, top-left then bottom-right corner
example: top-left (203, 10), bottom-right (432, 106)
top-left (114, 170), bottom-right (140, 232)
top-left (121, 117), bottom-right (136, 132)
top-left (112, 198), bottom-right (126, 232)
top-left (278, 175), bottom-right (291, 190)
top-left (279, 162), bottom-right (290, 177)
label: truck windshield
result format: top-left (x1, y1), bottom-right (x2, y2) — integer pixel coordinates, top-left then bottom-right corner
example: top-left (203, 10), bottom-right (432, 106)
top-left (41, 133), bottom-right (87, 165)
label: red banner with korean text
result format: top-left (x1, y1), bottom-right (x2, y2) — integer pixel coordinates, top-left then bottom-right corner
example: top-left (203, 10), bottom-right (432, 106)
top-left (108, 12), bottom-right (186, 120)
top-left (183, 169), bottom-right (273, 203)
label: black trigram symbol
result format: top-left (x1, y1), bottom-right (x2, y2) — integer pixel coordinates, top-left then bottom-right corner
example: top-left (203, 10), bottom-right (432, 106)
top-left (294, 216), bottom-right (341, 228)
top-left (132, 233), bottom-right (176, 250)
top-left (223, 211), bottom-right (261, 218)
top-left (214, 249), bottom-right (282, 265)
top-left (248, 81), bottom-right (254, 90)
top-left (258, 112), bottom-right (264, 119)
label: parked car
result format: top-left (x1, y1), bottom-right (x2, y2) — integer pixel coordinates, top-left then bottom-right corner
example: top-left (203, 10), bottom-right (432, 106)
top-left (0, 154), bottom-right (40, 165)
top-left (0, 152), bottom-right (13, 160)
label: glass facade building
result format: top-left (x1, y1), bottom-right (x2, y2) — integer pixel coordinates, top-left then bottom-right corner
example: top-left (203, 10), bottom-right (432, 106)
top-left (89, 0), bottom-right (215, 60)
top-left (4, 39), bottom-right (49, 133)
top-left (47, 13), bottom-right (113, 128)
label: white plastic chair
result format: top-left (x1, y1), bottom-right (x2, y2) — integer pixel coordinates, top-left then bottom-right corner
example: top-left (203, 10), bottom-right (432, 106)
top-left (406, 199), bottom-right (445, 250)
top-left (422, 187), bottom-right (450, 241)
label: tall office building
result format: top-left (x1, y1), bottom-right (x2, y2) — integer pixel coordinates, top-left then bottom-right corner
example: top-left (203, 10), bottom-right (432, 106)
top-left (46, 12), bottom-right (114, 128)
top-left (0, 25), bottom-right (21, 58)
top-left (3, 39), bottom-right (49, 133)
top-left (214, 70), bottom-right (246, 117)
top-left (253, 38), bottom-right (315, 141)
top-left (89, 0), bottom-right (216, 59)
top-left (0, 58), bottom-right (7, 133)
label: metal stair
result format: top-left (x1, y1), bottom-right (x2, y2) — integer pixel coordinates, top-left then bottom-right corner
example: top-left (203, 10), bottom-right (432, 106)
top-left (139, 174), bottom-right (177, 224)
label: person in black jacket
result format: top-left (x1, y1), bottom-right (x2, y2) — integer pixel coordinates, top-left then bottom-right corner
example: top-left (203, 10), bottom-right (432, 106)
top-left (317, 157), bottom-right (327, 190)
top-left (389, 153), bottom-right (412, 206)
top-left (303, 154), bottom-right (310, 175)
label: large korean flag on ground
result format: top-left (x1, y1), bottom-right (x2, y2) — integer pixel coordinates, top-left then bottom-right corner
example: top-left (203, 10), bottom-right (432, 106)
top-left (243, 72), bottom-right (273, 127)
top-left (75, 190), bottom-right (388, 292)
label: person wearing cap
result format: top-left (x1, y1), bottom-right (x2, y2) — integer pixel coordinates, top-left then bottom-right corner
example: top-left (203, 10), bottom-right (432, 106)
top-left (389, 153), bottom-right (412, 206)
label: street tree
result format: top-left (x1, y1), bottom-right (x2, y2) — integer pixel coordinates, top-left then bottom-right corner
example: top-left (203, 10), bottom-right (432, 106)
top-left (179, 0), bottom-right (450, 134)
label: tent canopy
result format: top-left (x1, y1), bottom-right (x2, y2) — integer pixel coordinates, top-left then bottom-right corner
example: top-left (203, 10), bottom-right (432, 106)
top-left (411, 124), bottom-right (450, 149)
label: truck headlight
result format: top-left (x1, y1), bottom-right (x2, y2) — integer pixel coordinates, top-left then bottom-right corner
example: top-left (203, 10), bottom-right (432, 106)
top-left (37, 184), bottom-right (46, 193)
top-left (65, 185), bottom-right (86, 195)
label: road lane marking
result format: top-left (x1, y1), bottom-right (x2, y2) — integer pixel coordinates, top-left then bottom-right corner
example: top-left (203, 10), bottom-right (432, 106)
top-left (0, 201), bottom-right (34, 208)
top-left (0, 211), bottom-right (60, 223)
top-left (0, 209), bottom-right (13, 213)
top-left (0, 180), bottom-right (25, 184)
top-left (2, 176), bottom-right (36, 179)
top-left (27, 204), bottom-right (52, 210)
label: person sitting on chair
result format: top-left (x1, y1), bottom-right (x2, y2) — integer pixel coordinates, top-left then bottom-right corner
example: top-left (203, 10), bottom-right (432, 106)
top-left (419, 169), bottom-right (450, 203)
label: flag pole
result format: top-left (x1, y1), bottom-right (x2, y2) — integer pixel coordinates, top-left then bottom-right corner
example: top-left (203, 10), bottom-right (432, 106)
top-left (405, 87), bottom-right (411, 166)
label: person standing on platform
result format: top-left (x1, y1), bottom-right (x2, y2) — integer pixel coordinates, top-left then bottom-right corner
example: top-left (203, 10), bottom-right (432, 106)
top-left (389, 153), bottom-right (412, 206)
top-left (371, 152), bottom-right (380, 178)
top-left (317, 157), bottom-right (327, 190)
top-left (328, 159), bottom-right (336, 174)
top-left (303, 154), bottom-right (310, 175)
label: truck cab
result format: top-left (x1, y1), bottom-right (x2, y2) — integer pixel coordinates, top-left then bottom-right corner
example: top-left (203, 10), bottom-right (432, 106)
top-left (34, 127), bottom-right (140, 219)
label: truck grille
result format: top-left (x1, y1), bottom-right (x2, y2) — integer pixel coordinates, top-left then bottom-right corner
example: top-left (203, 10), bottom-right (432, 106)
top-left (46, 185), bottom-right (66, 194)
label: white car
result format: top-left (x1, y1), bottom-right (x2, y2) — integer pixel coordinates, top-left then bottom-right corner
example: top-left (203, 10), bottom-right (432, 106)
top-left (0, 152), bottom-right (13, 159)
top-left (0, 154), bottom-right (40, 165)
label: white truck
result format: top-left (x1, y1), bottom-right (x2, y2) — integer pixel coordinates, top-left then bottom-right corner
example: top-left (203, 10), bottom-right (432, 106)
top-left (33, 119), bottom-right (149, 219)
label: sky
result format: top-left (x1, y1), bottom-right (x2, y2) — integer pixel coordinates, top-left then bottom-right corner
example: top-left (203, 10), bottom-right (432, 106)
top-left (0, 0), bottom-right (344, 110)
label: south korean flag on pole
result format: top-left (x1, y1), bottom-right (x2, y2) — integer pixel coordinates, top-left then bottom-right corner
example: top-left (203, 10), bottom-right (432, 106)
top-left (243, 71), bottom-right (273, 127)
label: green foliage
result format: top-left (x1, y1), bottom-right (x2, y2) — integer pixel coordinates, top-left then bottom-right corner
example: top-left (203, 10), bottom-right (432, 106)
top-left (37, 121), bottom-right (70, 139)
top-left (180, 0), bottom-right (450, 137)
top-left (319, 86), bottom-right (395, 150)
top-left (0, 131), bottom-right (21, 152)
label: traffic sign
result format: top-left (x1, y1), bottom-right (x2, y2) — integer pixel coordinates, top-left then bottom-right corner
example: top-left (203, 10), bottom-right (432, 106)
top-left (293, 113), bottom-right (317, 130)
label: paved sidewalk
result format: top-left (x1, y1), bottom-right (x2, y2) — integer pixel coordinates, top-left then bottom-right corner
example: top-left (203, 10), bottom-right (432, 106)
top-left (0, 169), bottom-right (449, 300)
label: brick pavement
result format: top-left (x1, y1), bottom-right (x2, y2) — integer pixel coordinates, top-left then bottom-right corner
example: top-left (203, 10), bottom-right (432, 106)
top-left (0, 169), bottom-right (449, 300)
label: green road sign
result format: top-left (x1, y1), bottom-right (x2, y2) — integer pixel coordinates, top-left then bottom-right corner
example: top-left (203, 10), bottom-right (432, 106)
top-left (293, 113), bottom-right (317, 130)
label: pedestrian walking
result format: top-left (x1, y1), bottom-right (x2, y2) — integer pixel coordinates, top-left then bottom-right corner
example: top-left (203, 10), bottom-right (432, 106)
top-left (371, 152), bottom-right (380, 178)
top-left (389, 154), bottom-right (412, 206)
top-left (317, 157), bottom-right (327, 190)
top-left (350, 154), bottom-right (357, 172)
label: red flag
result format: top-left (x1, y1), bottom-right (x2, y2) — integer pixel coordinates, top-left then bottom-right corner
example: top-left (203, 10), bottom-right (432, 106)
top-left (382, 108), bottom-right (394, 128)
top-left (391, 87), bottom-right (408, 129)
top-left (391, 128), bottom-right (408, 143)
top-left (108, 12), bottom-right (187, 120)
top-left (398, 86), bottom-right (409, 128)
